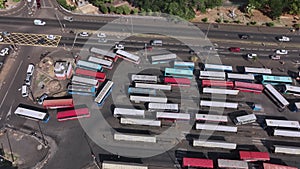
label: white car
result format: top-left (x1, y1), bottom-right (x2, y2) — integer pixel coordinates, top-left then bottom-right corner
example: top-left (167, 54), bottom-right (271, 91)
top-left (26, 63), bottom-right (35, 76)
top-left (64, 16), bottom-right (73, 22)
top-left (46, 35), bottom-right (55, 40)
top-left (79, 32), bottom-right (89, 37)
top-left (98, 38), bottom-right (107, 43)
top-left (276, 49), bottom-right (288, 55)
top-left (0, 35), bottom-right (3, 42)
top-left (271, 55), bottom-right (281, 60)
top-left (277, 36), bottom-right (290, 42)
top-left (21, 84), bottom-right (28, 97)
top-left (115, 44), bottom-right (124, 50)
top-left (33, 19), bottom-right (46, 26)
top-left (25, 74), bottom-right (32, 86)
top-left (247, 53), bottom-right (257, 59)
top-left (97, 33), bottom-right (106, 38)
top-left (0, 48), bottom-right (9, 56)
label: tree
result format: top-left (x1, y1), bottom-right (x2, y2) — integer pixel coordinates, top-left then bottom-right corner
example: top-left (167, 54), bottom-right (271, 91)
top-left (122, 5), bottom-right (131, 15)
top-left (100, 4), bottom-right (108, 14)
top-left (116, 6), bottom-right (124, 14)
top-left (131, 8), bottom-right (139, 15)
top-left (269, 0), bottom-right (283, 19)
top-left (108, 5), bottom-right (116, 13)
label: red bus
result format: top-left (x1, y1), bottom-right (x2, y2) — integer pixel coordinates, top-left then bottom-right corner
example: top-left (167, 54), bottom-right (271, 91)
top-left (239, 151), bottom-right (270, 162)
top-left (202, 80), bottom-right (234, 89)
top-left (234, 81), bottom-right (264, 94)
top-left (43, 98), bottom-right (74, 109)
top-left (164, 77), bottom-right (191, 87)
top-left (263, 163), bottom-right (298, 169)
top-left (56, 107), bottom-right (90, 122)
top-left (182, 157), bottom-right (214, 168)
top-left (75, 68), bottom-right (106, 82)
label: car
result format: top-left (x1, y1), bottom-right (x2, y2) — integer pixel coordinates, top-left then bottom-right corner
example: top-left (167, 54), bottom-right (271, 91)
top-left (0, 62), bottom-right (3, 70)
top-left (277, 36), bottom-right (290, 42)
top-left (275, 49), bottom-right (288, 55)
top-left (64, 16), bottom-right (73, 22)
top-left (27, 63), bottom-right (35, 76)
top-left (0, 35), bottom-right (3, 42)
top-left (98, 38), bottom-right (107, 43)
top-left (270, 54), bottom-right (281, 60)
top-left (33, 19), bottom-right (46, 26)
top-left (21, 84), bottom-right (28, 97)
top-left (37, 93), bottom-right (48, 105)
top-left (25, 74), bottom-right (32, 86)
top-left (79, 32), bottom-right (89, 37)
top-left (229, 47), bottom-right (241, 52)
top-left (1, 31), bottom-right (10, 36)
top-left (203, 46), bottom-right (217, 51)
top-left (0, 48), bottom-right (9, 56)
top-left (247, 53), bottom-right (257, 59)
top-left (239, 34), bottom-right (249, 39)
top-left (97, 33), bottom-right (106, 38)
top-left (37, 38), bottom-right (46, 44)
top-left (46, 35), bottom-right (55, 40)
top-left (115, 43), bottom-right (124, 50)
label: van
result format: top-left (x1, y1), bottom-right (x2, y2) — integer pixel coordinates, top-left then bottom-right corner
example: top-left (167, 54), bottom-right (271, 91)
top-left (150, 40), bottom-right (162, 46)
top-left (34, 19), bottom-right (46, 26)
top-left (27, 64), bottom-right (34, 76)
top-left (25, 74), bottom-right (32, 86)
top-left (21, 85), bottom-right (28, 97)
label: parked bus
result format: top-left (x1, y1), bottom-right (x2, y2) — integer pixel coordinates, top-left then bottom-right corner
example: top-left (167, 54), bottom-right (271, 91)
top-left (202, 80), bottom-right (234, 89)
top-left (182, 157), bottom-right (214, 169)
top-left (204, 64), bottom-right (233, 72)
top-left (283, 84), bottom-right (300, 96)
top-left (217, 159), bottom-right (248, 169)
top-left (261, 75), bottom-right (293, 85)
top-left (174, 61), bottom-right (194, 70)
top-left (128, 87), bottom-right (156, 96)
top-left (148, 103), bottom-right (179, 112)
top-left (43, 98), bottom-right (74, 109)
top-left (274, 145), bottom-right (300, 155)
top-left (113, 108), bottom-right (145, 118)
top-left (273, 129), bottom-right (300, 138)
top-left (264, 84), bottom-right (289, 109)
top-left (199, 71), bottom-right (226, 80)
top-left (131, 75), bottom-right (157, 83)
top-left (200, 100), bottom-right (238, 109)
top-left (239, 151), bottom-right (270, 162)
top-left (88, 56), bottom-right (113, 69)
top-left (116, 50), bottom-right (140, 64)
top-left (114, 133), bottom-right (156, 143)
top-left (75, 68), bottom-right (106, 82)
top-left (130, 95), bottom-right (167, 103)
top-left (263, 163), bottom-right (298, 169)
top-left (135, 83), bottom-right (171, 91)
top-left (164, 68), bottom-right (194, 79)
top-left (156, 112), bottom-right (190, 121)
top-left (195, 114), bottom-right (228, 123)
top-left (265, 119), bottom-right (300, 129)
top-left (120, 118), bottom-right (161, 127)
top-left (71, 75), bottom-right (100, 88)
top-left (164, 77), bottom-right (191, 87)
top-left (193, 139), bottom-right (237, 149)
top-left (150, 53), bottom-right (176, 64)
top-left (234, 81), bottom-right (264, 94)
top-left (227, 73), bottom-right (255, 82)
top-left (90, 47), bottom-right (118, 62)
top-left (76, 60), bottom-right (102, 71)
top-left (14, 106), bottom-right (49, 122)
top-left (56, 107), bottom-right (90, 122)
top-left (94, 81), bottom-right (114, 107)
top-left (244, 67), bottom-right (272, 75)
top-left (67, 84), bottom-right (96, 96)
top-left (195, 123), bottom-right (237, 133)
top-left (102, 161), bottom-right (148, 169)
top-left (233, 114), bottom-right (257, 125)
top-left (203, 88), bottom-right (239, 95)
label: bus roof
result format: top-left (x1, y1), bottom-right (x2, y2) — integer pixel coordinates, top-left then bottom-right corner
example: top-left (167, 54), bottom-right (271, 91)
top-left (130, 95), bottom-right (167, 103)
top-left (236, 114), bottom-right (257, 123)
top-left (88, 56), bottom-right (113, 67)
top-left (90, 47), bottom-right (116, 58)
top-left (196, 123), bottom-right (237, 132)
top-left (202, 80), bottom-right (234, 88)
top-left (265, 119), bottom-right (300, 128)
top-left (165, 68), bottom-right (193, 76)
top-left (244, 67), bottom-right (272, 74)
top-left (156, 112), bottom-right (190, 120)
top-left (264, 84), bottom-right (289, 106)
top-left (132, 75), bottom-right (157, 82)
top-left (102, 161), bottom-right (148, 169)
top-left (135, 83), bottom-right (171, 90)
top-left (120, 118), bottom-right (161, 127)
top-left (262, 75), bottom-right (293, 83)
top-left (114, 133), bottom-right (156, 143)
top-left (234, 81), bottom-right (264, 90)
top-left (200, 100), bottom-right (238, 109)
top-left (203, 88), bottom-right (239, 95)
top-left (14, 107), bottom-right (47, 120)
top-left (72, 75), bottom-right (99, 86)
top-left (56, 108), bottom-right (89, 120)
top-left (75, 68), bottom-right (106, 79)
top-left (227, 73), bottom-right (255, 81)
top-left (116, 50), bottom-right (140, 62)
top-left (263, 163), bottom-right (298, 169)
top-left (239, 151), bottom-right (270, 161)
top-left (193, 139), bottom-right (237, 149)
top-left (284, 84), bottom-right (300, 93)
top-left (274, 129), bottom-right (300, 137)
top-left (195, 114), bottom-right (228, 122)
top-left (43, 98), bottom-right (74, 109)
top-left (183, 157), bottom-right (213, 168)
top-left (114, 108), bottom-right (145, 117)
top-left (218, 159), bottom-right (248, 169)
top-left (148, 103), bottom-right (178, 111)
top-left (151, 53), bottom-right (177, 62)
top-left (200, 71), bottom-right (226, 78)
top-left (164, 77), bottom-right (191, 84)
top-left (204, 64), bottom-right (233, 71)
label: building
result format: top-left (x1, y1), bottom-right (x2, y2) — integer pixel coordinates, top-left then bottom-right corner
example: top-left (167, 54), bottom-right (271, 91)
top-left (54, 61), bottom-right (72, 80)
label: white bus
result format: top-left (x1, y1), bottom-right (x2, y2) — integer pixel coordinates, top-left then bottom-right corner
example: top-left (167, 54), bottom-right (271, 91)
top-left (90, 47), bottom-right (117, 62)
top-left (14, 107), bottom-right (50, 123)
top-left (203, 88), bottom-right (239, 95)
top-left (274, 145), bottom-right (300, 155)
top-left (283, 84), bottom-right (300, 96)
top-left (150, 53), bottom-right (177, 64)
top-left (130, 95), bottom-right (167, 103)
top-left (131, 75), bottom-right (157, 83)
top-left (200, 100), bottom-right (238, 109)
top-left (196, 123), bottom-right (237, 133)
top-left (199, 71), bottom-right (226, 80)
top-left (76, 60), bottom-right (102, 71)
top-left (113, 108), bottom-right (145, 118)
top-left (234, 114), bottom-right (257, 125)
top-left (94, 81), bottom-right (114, 107)
top-left (244, 67), bottom-right (272, 75)
top-left (116, 50), bottom-right (140, 64)
top-left (135, 83), bottom-right (171, 91)
top-left (156, 112), bottom-right (190, 120)
top-left (265, 119), bottom-right (300, 129)
top-left (227, 73), bottom-right (255, 82)
top-left (114, 133), bottom-right (156, 143)
top-left (120, 118), bottom-right (161, 127)
top-left (195, 114), bottom-right (228, 123)
top-left (71, 75), bottom-right (99, 88)
top-left (217, 159), bottom-right (248, 169)
top-left (273, 129), bottom-right (300, 138)
top-left (264, 84), bottom-right (289, 109)
top-left (148, 103), bottom-right (179, 112)
top-left (193, 139), bottom-right (237, 149)
top-left (88, 56), bottom-right (113, 69)
top-left (102, 161), bottom-right (148, 169)
top-left (204, 64), bottom-right (233, 72)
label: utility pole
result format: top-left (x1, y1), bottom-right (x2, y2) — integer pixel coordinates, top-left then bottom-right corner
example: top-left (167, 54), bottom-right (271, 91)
top-left (55, 12), bottom-right (64, 32)
top-left (4, 130), bottom-right (14, 163)
top-left (71, 32), bottom-right (78, 49)
top-left (37, 122), bottom-right (47, 148)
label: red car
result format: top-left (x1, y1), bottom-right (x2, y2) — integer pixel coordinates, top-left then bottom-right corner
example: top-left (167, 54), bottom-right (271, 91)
top-left (229, 47), bottom-right (240, 52)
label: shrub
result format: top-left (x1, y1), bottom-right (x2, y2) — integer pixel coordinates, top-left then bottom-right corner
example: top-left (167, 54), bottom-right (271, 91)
top-left (215, 18), bottom-right (221, 23)
top-left (223, 20), bottom-right (229, 23)
top-left (266, 22), bottom-right (274, 27)
top-left (250, 21), bottom-right (257, 25)
top-left (100, 4), bottom-right (108, 14)
top-left (201, 18), bottom-right (208, 22)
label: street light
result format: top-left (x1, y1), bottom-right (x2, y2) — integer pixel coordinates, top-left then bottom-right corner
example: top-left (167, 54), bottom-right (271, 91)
top-left (37, 121), bottom-right (47, 148)
top-left (71, 32), bottom-right (79, 49)
top-left (3, 130), bottom-right (14, 163)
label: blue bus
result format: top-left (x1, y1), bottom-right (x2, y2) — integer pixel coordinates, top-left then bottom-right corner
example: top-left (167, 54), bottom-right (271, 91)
top-left (68, 85), bottom-right (96, 96)
top-left (128, 87), bottom-right (156, 95)
top-left (261, 75), bottom-right (292, 85)
top-left (76, 60), bottom-right (102, 71)
top-left (174, 61), bottom-right (194, 70)
top-left (164, 68), bottom-right (193, 79)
